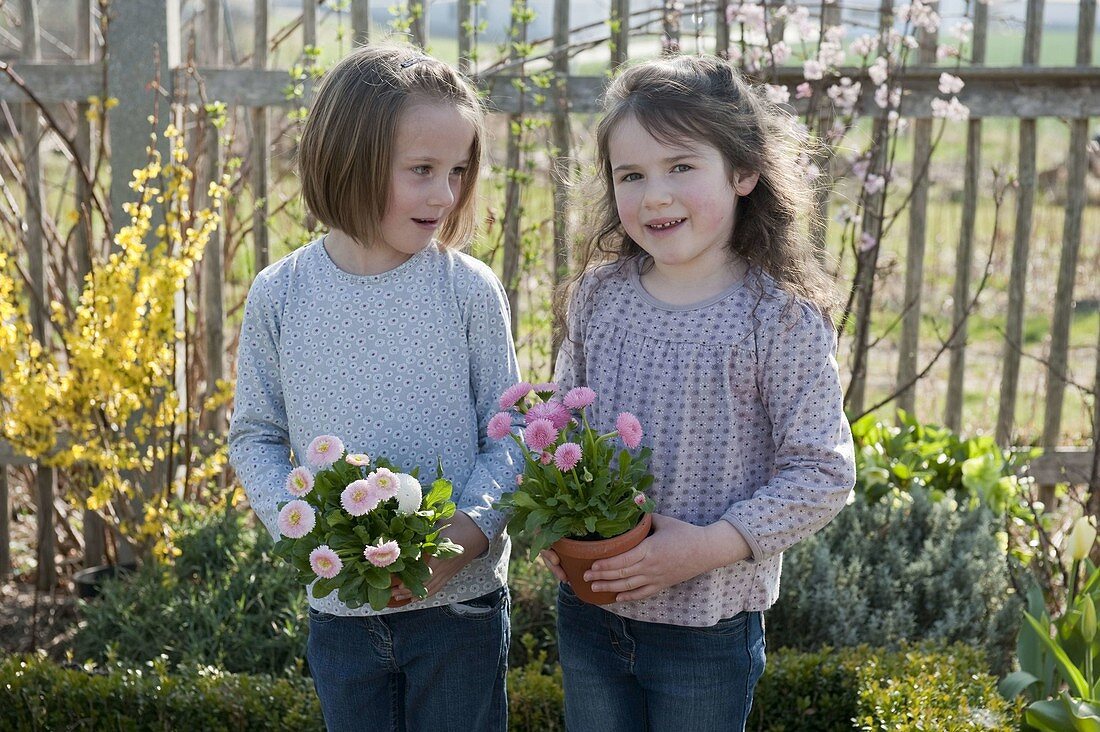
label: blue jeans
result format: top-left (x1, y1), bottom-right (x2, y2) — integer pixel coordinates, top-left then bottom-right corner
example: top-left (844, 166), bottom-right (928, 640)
top-left (557, 583), bottom-right (765, 732)
top-left (306, 586), bottom-right (510, 732)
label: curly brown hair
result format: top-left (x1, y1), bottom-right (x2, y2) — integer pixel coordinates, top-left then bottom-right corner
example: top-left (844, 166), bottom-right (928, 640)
top-left (557, 55), bottom-right (838, 336)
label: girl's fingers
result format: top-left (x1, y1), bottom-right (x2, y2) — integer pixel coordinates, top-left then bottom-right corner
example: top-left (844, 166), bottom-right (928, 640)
top-left (539, 550), bottom-right (568, 582)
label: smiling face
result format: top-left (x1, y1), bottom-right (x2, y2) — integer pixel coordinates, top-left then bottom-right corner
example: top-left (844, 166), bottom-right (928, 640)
top-left (607, 114), bottom-right (758, 279)
top-left (376, 100), bottom-right (476, 263)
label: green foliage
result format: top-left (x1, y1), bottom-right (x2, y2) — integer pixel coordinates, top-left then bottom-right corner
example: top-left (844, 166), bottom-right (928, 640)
top-left (73, 505), bottom-right (307, 675)
top-left (753, 643), bottom-right (1020, 731)
top-left (0, 653), bottom-right (322, 732)
top-left (852, 410), bottom-right (1033, 515)
top-left (499, 643), bottom-right (1020, 731)
top-left (272, 454), bottom-right (462, 611)
top-left (767, 490), bottom-right (1022, 674)
top-left (507, 545), bottom-right (560, 668)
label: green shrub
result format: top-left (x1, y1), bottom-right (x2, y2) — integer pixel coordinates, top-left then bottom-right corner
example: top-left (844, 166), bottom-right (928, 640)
top-left (509, 654), bottom-right (565, 732)
top-left (767, 490), bottom-right (1021, 674)
top-left (73, 505), bottom-right (307, 675)
top-left (755, 643), bottom-right (1020, 731)
top-left (508, 540), bottom-right (559, 668)
top-left (0, 653), bottom-right (322, 732)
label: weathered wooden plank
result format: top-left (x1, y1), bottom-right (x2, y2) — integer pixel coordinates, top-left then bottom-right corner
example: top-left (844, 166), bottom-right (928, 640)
top-left (997, 0), bottom-right (1045, 446)
top-left (611, 0), bottom-right (629, 69)
top-left (662, 0), bottom-right (681, 53)
top-left (895, 2), bottom-right (938, 414)
top-left (4, 63), bottom-right (1100, 118)
top-left (1027, 448), bottom-right (1095, 487)
top-left (351, 0), bottom-right (370, 45)
top-left (409, 0), bottom-right (427, 49)
top-left (500, 0), bottom-right (527, 338)
top-left (945, 0), bottom-right (988, 432)
top-left (457, 0), bottom-right (472, 74)
top-left (715, 0), bottom-right (729, 58)
top-left (302, 0), bottom-right (316, 49)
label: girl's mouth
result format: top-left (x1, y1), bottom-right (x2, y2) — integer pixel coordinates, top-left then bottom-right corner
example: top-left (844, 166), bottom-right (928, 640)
top-left (646, 217), bottom-right (686, 231)
top-left (413, 218), bottom-right (439, 227)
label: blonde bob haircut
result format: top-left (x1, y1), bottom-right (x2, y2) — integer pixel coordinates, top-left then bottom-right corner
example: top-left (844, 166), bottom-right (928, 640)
top-left (298, 44), bottom-right (485, 249)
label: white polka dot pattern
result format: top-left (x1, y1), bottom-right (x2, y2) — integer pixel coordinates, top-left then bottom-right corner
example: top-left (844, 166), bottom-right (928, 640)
top-left (555, 257), bottom-right (855, 627)
top-left (229, 239), bottom-right (520, 616)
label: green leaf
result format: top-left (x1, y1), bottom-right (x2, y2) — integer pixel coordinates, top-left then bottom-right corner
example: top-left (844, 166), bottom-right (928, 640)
top-left (425, 478), bottom-right (453, 506)
top-left (1000, 670), bottom-right (1041, 700)
top-left (1024, 611), bottom-right (1091, 699)
top-left (367, 584), bottom-right (392, 611)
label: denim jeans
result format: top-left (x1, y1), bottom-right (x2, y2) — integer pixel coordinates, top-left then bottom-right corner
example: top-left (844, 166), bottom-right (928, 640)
top-left (306, 586), bottom-right (510, 732)
top-left (557, 583), bottom-right (765, 732)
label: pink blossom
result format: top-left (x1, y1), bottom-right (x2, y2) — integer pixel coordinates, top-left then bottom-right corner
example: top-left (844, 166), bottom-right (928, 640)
top-left (802, 59), bottom-right (824, 81)
top-left (487, 412), bottom-right (513, 440)
top-left (937, 72), bottom-right (964, 95)
top-left (515, 474), bottom-right (524, 486)
top-left (859, 232), bottom-right (879, 251)
top-left (616, 412), bottom-right (644, 450)
top-left (795, 82), bottom-right (813, 100)
top-left (526, 401), bottom-right (571, 430)
top-left (346, 453), bottom-right (371, 466)
top-left (532, 382), bottom-right (559, 394)
top-left (524, 418), bottom-right (559, 452)
top-left (342, 479), bottom-right (381, 516)
top-left (307, 435), bottom-right (344, 468)
top-left (498, 382), bottom-right (533, 410)
top-left (764, 84), bottom-right (790, 105)
top-left (540, 451), bottom-right (554, 465)
top-left (553, 442), bottom-right (582, 472)
top-left (563, 386), bottom-right (597, 410)
top-left (363, 539), bottom-right (401, 568)
top-left (931, 96), bottom-right (969, 121)
top-left (633, 493), bottom-right (647, 507)
top-left (367, 468), bottom-right (400, 502)
top-left (286, 467), bottom-right (314, 497)
top-left (309, 545), bottom-right (343, 579)
top-left (277, 500), bottom-right (316, 538)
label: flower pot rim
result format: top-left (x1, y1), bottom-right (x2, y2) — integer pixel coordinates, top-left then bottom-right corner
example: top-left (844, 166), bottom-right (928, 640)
top-left (552, 512), bottom-right (652, 559)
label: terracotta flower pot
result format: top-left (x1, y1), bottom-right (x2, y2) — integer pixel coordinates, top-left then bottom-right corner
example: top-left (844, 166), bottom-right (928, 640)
top-left (551, 513), bottom-right (653, 605)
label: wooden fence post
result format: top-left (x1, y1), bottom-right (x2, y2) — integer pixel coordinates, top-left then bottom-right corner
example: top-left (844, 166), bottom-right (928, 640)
top-left (610, 0), bottom-right (629, 70)
top-left (20, 0), bottom-right (57, 591)
top-left (201, 0), bottom-right (226, 435)
top-left (409, 0), bottom-right (427, 48)
top-left (351, 0), bottom-right (370, 46)
top-left (996, 0), bottom-right (1044, 445)
top-left (457, 0), bottom-right (472, 74)
top-left (1042, 0), bottom-right (1095, 468)
top-left (662, 0), bottom-right (681, 54)
top-left (252, 0), bottom-right (270, 273)
top-left (945, 0), bottom-right (989, 431)
top-left (550, 0), bottom-right (571, 356)
top-left (895, 1), bottom-right (939, 415)
top-left (501, 0), bottom-right (528, 338)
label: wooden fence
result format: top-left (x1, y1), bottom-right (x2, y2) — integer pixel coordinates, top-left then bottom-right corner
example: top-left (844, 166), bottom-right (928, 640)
top-left (0, 0), bottom-right (1097, 588)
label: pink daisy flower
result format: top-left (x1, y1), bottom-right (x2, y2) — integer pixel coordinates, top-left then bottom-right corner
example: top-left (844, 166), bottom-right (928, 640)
top-left (309, 545), bottom-right (343, 579)
top-left (367, 468), bottom-right (400, 502)
top-left (525, 401), bottom-right (571, 430)
top-left (346, 453), bottom-right (371, 466)
top-left (616, 412), bottom-right (643, 450)
top-left (633, 493), bottom-right (647, 507)
top-left (524, 418), bottom-right (558, 452)
top-left (553, 442), bottom-right (582, 471)
top-left (487, 412), bottom-right (513, 440)
top-left (341, 479), bottom-right (380, 516)
top-left (498, 382), bottom-right (533, 410)
top-left (532, 382), bottom-right (559, 394)
top-left (285, 466), bottom-right (314, 497)
top-left (363, 539), bottom-right (401, 568)
top-left (277, 500), bottom-right (315, 538)
top-left (563, 386), bottom-right (597, 410)
top-left (307, 435), bottom-right (344, 468)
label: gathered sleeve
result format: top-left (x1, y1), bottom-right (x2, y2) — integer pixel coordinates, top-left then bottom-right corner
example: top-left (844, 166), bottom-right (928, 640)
top-left (454, 269), bottom-right (522, 542)
top-left (721, 302), bottom-right (855, 561)
top-left (228, 278), bottom-right (293, 542)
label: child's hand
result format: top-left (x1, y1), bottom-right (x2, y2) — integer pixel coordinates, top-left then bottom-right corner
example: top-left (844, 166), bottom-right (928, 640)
top-left (582, 514), bottom-right (751, 602)
top-left (391, 511), bottom-right (489, 602)
top-left (539, 548), bottom-right (569, 583)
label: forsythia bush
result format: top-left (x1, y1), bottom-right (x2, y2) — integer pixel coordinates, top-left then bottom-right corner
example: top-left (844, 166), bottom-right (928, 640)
top-left (0, 122), bottom-right (231, 558)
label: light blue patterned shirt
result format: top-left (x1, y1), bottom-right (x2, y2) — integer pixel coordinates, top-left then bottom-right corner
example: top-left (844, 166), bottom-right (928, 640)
top-left (229, 238), bottom-right (520, 615)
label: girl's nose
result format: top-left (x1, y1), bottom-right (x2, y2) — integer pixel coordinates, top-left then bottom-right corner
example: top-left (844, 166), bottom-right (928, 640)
top-left (428, 176), bottom-right (458, 208)
top-left (642, 182), bottom-right (673, 209)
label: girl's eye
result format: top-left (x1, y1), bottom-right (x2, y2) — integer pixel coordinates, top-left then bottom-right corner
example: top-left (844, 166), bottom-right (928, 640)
top-left (450, 166), bottom-right (466, 176)
top-left (619, 172), bottom-right (641, 183)
top-left (412, 165), bottom-right (430, 175)
top-left (672, 163), bottom-right (692, 173)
